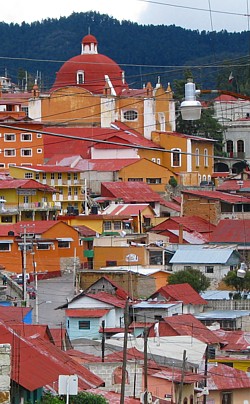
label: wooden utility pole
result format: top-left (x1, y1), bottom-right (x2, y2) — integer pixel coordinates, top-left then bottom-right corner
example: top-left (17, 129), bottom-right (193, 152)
top-left (120, 298), bottom-right (129, 404)
top-left (177, 350), bottom-right (187, 404)
top-left (101, 320), bottom-right (105, 362)
top-left (143, 327), bottom-right (149, 404)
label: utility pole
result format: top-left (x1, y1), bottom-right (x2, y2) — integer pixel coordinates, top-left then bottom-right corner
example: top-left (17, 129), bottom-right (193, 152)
top-left (120, 298), bottom-right (129, 404)
top-left (177, 350), bottom-right (187, 404)
top-left (143, 327), bottom-right (149, 404)
top-left (203, 346), bottom-right (209, 404)
top-left (22, 225), bottom-right (27, 303)
top-left (101, 320), bottom-right (105, 362)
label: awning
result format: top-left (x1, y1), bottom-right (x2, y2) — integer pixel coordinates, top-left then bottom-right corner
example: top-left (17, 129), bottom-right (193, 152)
top-left (56, 238), bottom-right (73, 241)
top-left (0, 240), bottom-right (13, 243)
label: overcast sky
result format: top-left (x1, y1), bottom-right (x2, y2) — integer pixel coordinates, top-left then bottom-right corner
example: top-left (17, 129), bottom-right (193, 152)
top-left (1, 0), bottom-right (250, 33)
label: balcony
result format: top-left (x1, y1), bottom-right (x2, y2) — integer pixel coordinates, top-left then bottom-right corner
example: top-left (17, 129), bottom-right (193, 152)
top-left (0, 202), bottom-right (61, 213)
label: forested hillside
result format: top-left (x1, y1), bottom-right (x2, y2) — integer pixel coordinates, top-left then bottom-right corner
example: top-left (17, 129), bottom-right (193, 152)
top-left (0, 11), bottom-right (249, 92)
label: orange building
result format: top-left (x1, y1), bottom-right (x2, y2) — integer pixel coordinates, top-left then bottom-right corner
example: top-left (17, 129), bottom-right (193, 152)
top-left (0, 220), bottom-right (83, 276)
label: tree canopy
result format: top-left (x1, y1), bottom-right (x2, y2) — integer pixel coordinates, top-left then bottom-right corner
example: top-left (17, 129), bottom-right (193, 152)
top-left (168, 268), bottom-right (210, 293)
top-left (223, 269), bottom-right (250, 293)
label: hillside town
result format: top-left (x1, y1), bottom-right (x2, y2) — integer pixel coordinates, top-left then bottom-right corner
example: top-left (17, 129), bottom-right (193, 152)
top-left (1, 32), bottom-right (250, 404)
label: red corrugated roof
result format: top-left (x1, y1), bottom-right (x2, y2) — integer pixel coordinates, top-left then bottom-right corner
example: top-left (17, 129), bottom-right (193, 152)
top-left (66, 349), bottom-right (101, 363)
top-left (75, 158), bottom-right (140, 171)
top-left (151, 368), bottom-right (205, 383)
top-left (0, 320), bottom-right (104, 391)
top-left (152, 283), bottom-right (207, 305)
top-left (182, 189), bottom-right (250, 203)
top-left (0, 306), bottom-right (31, 323)
top-left (217, 179), bottom-right (250, 191)
top-left (87, 389), bottom-right (140, 403)
top-left (210, 219), bottom-right (250, 243)
top-left (101, 181), bottom-right (161, 203)
top-left (207, 363), bottom-right (250, 390)
top-left (103, 203), bottom-right (153, 216)
top-left (86, 292), bottom-right (127, 308)
top-left (152, 216), bottom-right (215, 234)
top-left (213, 329), bottom-right (250, 351)
top-left (105, 347), bottom-right (145, 362)
top-left (65, 309), bottom-right (109, 318)
top-left (0, 178), bottom-right (54, 191)
top-left (147, 314), bottom-right (220, 344)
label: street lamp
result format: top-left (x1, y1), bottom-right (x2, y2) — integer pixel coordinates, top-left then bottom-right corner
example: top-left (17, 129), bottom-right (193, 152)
top-left (180, 78), bottom-right (250, 121)
top-left (237, 262), bottom-right (247, 278)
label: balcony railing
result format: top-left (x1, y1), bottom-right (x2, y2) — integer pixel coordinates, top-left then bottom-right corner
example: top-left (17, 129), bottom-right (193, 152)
top-left (0, 202), bottom-right (61, 212)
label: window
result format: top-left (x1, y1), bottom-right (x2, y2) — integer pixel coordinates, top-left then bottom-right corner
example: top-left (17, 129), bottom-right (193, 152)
top-left (106, 260), bottom-right (117, 267)
top-left (51, 173), bottom-right (55, 180)
top-left (171, 148), bottom-right (181, 167)
top-left (204, 148), bottom-right (208, 167)
top-left (104, 221), bottom-right (112, 231)
top-left (227, 140), bottom-right (233, 155)
top-left (157, 158), bottom-right (161, 165)
top-left (4, 133), bottom-right (15, 141)
top-left (0, 243), bottom-right (11, 251)
top-left (0, 164), bottom-right (5, 168)
top-left (222, 392), bottom-right (232, 404)
top-left (79, 320), bottom-right (90, 330)
top-left (184, 266), bottom-right (192, 270)
top-left (21, 106), bottom-right (28, 115)
top-left (58, 173), bottom-right (62, 180)
top-left (68, 187), bottom-right (72, 196)
top-left (123, 110), bottom-right (138, 121)
top-left (146, 178), bottom-right (161, 184)
top-left (195, 148), bottom-right (200, 166)
top-left (206, 266), bottom-right (214, 274)
top-left (128, 178), bottom-right (143, 182)
top-left (37, 148), bottom-right (42, 154)
top-left (73, 173), bottom-right (78, 181)
top-left (1, 216), bottom-right (12, 223)
top-left (24, 173), bottom-right (33, 179)
top-left (21, 149), bottom-right (32, 157)
top-left (114, 221), bottom-right (122, 230)
top-left (35, 173), bottom-right (40, 180)
top-left (21, 133), bottom-right (32, 141)
top-left (42, 173), bottom-right (46, 180)
top-left (152, 158), bottom-right (156, 163)
top-left (74, 187), bottom-right (78, 196)
top-left (4, 149), bottom-right (16, 156)
top-left (77, 71), bottom-right (84, 84)
top-left (8, 163), bottom-right (16, 168)
top-left (67, 173), bottom-right (71, 181)
top-left (36, 133), bottom-right (42, 138)
top-left (37, 243), bottom-right (50, 250)
top-left (237, 139), bottom-right (244, 153)
top-left (58, 240), bottom-right (70, 248)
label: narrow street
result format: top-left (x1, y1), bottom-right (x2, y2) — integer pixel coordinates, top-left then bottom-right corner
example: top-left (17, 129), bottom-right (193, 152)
top-left (29, 270), bottom-right (75, 328)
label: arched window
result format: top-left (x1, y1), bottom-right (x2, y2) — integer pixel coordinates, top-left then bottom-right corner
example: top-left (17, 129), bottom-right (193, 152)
top-left (226, 140), bottom-right (233, 156)
top-left (195, 148), bottom-right (200, 166)
top-left (171, 148), bottom-right (181, 167)
top-left (183, 398), bottom-right (188, 404)
top-left (204, 148), bottom-right (208, 167)
top-left (237, 140), bottom-right (244, 153)
top-left (190, 395), bottom-right (194, 404)
top-left (76, 71), bottom-right (84, 84)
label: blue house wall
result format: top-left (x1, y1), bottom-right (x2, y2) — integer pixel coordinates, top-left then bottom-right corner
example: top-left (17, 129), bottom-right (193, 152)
top-left (67, 317), bottom-right (102, 340)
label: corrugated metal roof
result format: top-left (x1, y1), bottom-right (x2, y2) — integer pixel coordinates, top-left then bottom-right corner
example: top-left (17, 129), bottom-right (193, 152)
top-left (213, 329), bottom-right (250, 351)
top-left (102, 203), bottom-right (152, 216)
top-left (0, 320), bottom-right (104, 391)
top-left (169, 247), bottom-right (236, 264)
top-left (152, 283), bottom-right (207, 306)
top-left (65, 309), bottom-right (109, 318)
top-left (182, 189), bottom-right (250, 203)
top-left (196, 310), bottom-right (250, 320)
top-left (86, 292), bottom-right (126, 308)
top-left (216, 179), bottom-right (250, 191)
top-left (207, 363), bottom-right (250, 390)
top-left (210, 219), bottom-right (250, 243)
top-left (101, 181), bottom-right (161, 203)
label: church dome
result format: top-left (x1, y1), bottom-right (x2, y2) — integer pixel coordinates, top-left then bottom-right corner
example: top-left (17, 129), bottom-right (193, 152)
top-left (51, 34), bottom-right (128, 95)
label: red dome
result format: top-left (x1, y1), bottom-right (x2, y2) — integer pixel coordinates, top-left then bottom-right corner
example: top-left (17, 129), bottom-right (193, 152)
top-left (51, 35), bottom-right (128, 95)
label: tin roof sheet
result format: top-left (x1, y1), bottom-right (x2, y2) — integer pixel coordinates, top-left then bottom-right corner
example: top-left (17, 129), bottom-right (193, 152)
top-left (169, 247), bottom-right (236, 264)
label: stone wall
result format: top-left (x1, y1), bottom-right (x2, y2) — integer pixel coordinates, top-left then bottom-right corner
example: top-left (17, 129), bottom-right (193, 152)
top-left (0, 344), bottom-right (11, 404)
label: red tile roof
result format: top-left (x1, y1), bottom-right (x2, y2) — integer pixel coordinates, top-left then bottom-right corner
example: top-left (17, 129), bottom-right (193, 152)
top-left (151, 283), bottom-right (207, 305)
top-left (214, 94), bottom-right (239, 102)
top-left (65, 309), bottom-right (109, 318)
top-left (147, 314), bottom-right (220, 344)
top-left (101, 181), bottom-right (161, 203)
top-left (210, 219), bottom-right (250, 243)
top-left (0, 320), bottom-right (104, 391)
top-left (207, 363), bottom-right (250, 390)
top-left (182, 189), bottom-right (250, 203)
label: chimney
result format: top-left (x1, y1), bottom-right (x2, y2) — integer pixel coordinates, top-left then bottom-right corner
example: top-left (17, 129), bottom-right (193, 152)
top-left (179, 223), bottom-right (183, 244)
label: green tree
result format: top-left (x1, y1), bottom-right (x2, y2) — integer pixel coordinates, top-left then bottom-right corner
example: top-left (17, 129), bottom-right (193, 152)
top-left (71, 392), bottom-right (108, 404)
top-left (223, 269), bottom-right (250, 293)
top-left (41, 393), bottom-right (63, 404)
top-left (168, 268), bottom-right (210, 293)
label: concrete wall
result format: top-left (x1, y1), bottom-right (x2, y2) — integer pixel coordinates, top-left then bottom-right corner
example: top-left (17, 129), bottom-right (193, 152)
top-left (0, 344), bottom-right (11, 404)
